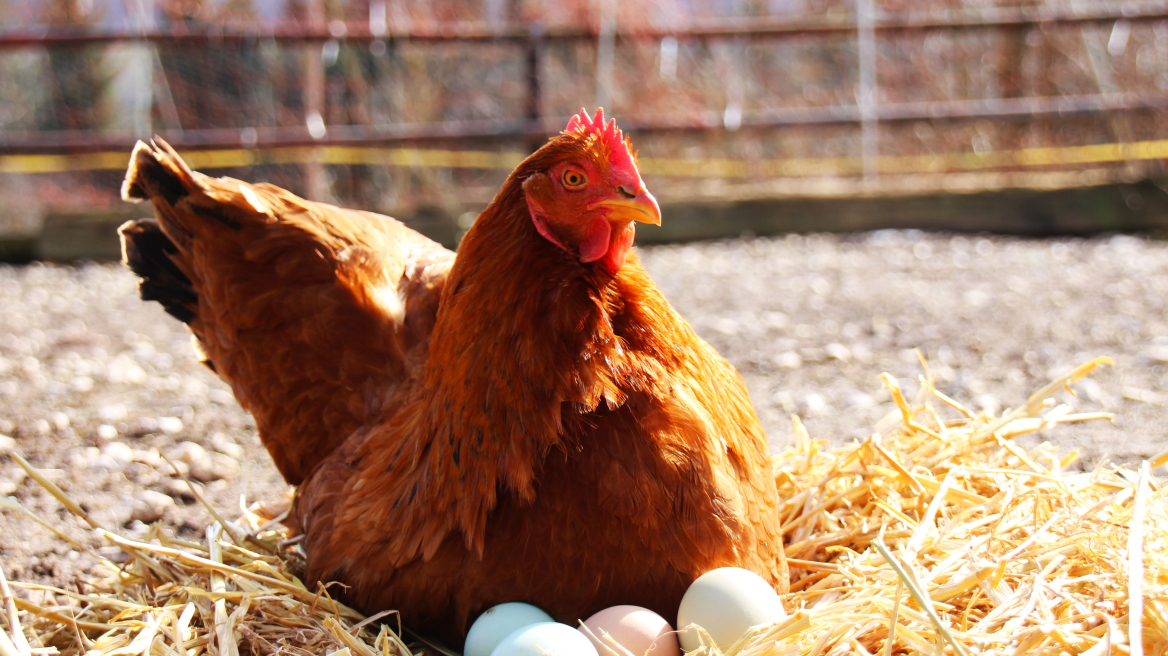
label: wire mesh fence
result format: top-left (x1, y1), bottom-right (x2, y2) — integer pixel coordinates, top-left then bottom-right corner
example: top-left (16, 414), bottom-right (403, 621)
top-left (1, 0), bottom-right (1167, 237)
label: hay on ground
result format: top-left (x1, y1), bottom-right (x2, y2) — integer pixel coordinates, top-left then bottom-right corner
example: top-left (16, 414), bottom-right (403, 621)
top-left (2, 356), bottom-right (1165, 656)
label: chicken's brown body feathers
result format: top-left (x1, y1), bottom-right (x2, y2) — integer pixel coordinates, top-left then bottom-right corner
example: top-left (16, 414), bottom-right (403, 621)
top-left (122, 137), bottom-right (785, 646)
top-left (121, 141), bottom-right (452, 483)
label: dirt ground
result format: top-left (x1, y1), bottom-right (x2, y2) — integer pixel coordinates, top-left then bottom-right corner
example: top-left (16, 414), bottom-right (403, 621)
top-left (1, 230), bottom-right (1167, 594)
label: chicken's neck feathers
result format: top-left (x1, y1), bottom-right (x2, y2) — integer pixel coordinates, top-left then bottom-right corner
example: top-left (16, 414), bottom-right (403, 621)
top-left (380, 177), bottom-right (683, 554)
top-left (428, 186), bottom-right (624, 467)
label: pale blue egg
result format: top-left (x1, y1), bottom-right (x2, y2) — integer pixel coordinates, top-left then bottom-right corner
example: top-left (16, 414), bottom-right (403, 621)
top-left (465, 603), bottom-right (555, 656)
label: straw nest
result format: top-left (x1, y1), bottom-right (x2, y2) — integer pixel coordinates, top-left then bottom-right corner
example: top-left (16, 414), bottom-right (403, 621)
top-left (2, 356), bottom-right (1165, 656)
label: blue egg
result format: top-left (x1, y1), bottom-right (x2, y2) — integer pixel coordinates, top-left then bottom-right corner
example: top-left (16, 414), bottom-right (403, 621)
top-left (465, 603), bottom-right (555, 656)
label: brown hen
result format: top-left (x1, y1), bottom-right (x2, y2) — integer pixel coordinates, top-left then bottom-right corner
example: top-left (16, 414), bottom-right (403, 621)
top-left (121, 110), bottom-right (787, 648)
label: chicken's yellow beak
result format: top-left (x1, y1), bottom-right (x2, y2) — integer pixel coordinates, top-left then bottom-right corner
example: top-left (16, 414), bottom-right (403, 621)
top-left (598, 188), bottom-right (662, 226)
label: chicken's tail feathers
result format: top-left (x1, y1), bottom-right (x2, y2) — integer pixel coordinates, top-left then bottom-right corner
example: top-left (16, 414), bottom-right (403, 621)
top-left (116, 138), bottom-right (459, 486)
top-left (122, 138), bottom-right (275, 257)
top-left (122, 138), bottom-right (200, 206)
top-left (119, 138), bottom-right (204, 326)
top-left (118, 218), bottom-right (197, 320)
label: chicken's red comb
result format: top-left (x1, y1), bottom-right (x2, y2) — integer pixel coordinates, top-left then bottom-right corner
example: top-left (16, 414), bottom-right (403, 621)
top-left (564, 108), bottom-right (637, 173)
top-left (567, 108), bottom-right (627, 145)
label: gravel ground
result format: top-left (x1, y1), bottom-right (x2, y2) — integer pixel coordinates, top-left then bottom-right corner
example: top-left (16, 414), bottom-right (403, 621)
top-left (2, 231), bottom-right (1167, 592)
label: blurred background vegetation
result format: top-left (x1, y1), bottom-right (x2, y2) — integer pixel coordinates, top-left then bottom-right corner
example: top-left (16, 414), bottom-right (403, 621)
top-left (1, 0), bottom-right (1167, 256)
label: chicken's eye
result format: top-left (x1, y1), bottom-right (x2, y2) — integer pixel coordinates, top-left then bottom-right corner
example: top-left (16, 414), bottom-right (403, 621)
top-left (562, 169), bottom-right (587, 188)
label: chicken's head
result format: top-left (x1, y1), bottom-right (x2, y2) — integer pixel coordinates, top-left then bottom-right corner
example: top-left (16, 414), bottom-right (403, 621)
top-left (523, 108), bottom-right (661, 275)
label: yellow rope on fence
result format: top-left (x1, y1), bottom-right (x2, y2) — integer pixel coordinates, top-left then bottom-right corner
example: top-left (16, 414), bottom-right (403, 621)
top-left (2, 137), bottom-right (1167, 178)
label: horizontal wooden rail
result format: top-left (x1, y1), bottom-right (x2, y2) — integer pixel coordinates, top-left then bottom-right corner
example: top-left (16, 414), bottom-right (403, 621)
top-left (1, 4), bottom-right (1167, 48)
top-left (2, 92), bottom-right (1165, 156)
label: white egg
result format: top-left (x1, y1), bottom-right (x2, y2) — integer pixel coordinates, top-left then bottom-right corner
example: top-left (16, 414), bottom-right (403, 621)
top-left (491, 622), bottom-right (599, 656)
top-left (465, 603), bottom-right (555, 656)
top-left (676, 567), bottom-right (787, 652)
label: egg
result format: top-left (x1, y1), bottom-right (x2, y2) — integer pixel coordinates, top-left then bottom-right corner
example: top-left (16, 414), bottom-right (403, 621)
top-left (580, 606), bottom-right (680, 656)
top-left (465, 603), bottom-right (555, 656)
top-left (676, 567), bottom-right (787, 652)
top-left (491, 622), bottom-right (600, 656)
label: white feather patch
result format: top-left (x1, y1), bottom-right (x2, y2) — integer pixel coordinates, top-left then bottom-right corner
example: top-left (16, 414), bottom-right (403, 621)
top-left (239, 184), bottom-right (269, 214)
top-left (371, 281), bottom-right (406, 324)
